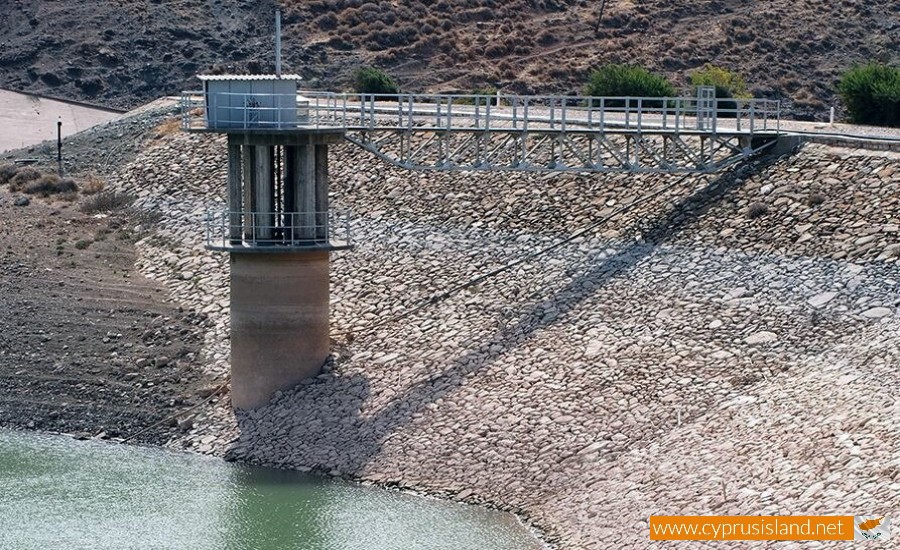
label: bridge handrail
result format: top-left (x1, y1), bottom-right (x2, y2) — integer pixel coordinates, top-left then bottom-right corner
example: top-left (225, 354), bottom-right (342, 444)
top-left (180, 90), bottom-right (780, 134)
top-left (204, 209), bottom-right (352, 250)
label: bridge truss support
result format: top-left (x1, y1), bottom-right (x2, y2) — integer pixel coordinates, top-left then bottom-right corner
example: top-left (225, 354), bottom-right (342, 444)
top-left (345, 129), bottom-right (777, 173)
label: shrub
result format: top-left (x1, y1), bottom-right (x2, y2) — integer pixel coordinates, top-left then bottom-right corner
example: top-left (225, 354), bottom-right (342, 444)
top-left (81, 175), bottom-right (106, 195)
top-left (837, 62), bottom-right (900, 127)
top-left (691, 63), bottom-right (752, 118)
top-left (80, 190), bottom-right (135, 214)
top-left (316, 12), bottom-right (338, 30)
top-left (8, 166), bottom-right (41, 191)
top-left (153, 118), bottom-right (181, 138)
top-left (807, 193), bottom-right (826, 207)
top-left (746, 202), bottom-right (769, 219)
top-left (690, 64), bottom-right (751, 98)
top-left (126, 206), bottom-right (163, 228)
top-left (0, 163), bottom-right (18, 185)
top-left (690, 64), bottom-right (750, 117)
top-left (23, 175), bottom-right (78, 196)
top-left (352, 66), bottom-right (399, 95)
top-left (584, 64), bottom-right (676, 108)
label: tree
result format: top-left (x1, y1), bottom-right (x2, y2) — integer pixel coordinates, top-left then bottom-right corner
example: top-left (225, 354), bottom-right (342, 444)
top-left (352, 66), bottom-right (399, 95)
top-left (689, 64), bottom-right (751, 117)
top-left (689, 64), bottom-right (750, 99)
top-left (584, 64), bottom-right (676, 108)
top-left (837, 62), bottom-right (900, 127)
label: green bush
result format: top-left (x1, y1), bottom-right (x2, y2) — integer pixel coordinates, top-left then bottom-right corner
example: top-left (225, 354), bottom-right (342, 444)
top-left (690, 64), bottom-right (750, 99)
top-left (352, 66), bottom-right (399, 95)
top-left (690, 65), bottom-right (751, 118)
top-left (837, 62), bottom-right (900, 127)
top-left (584, 64), bottom-right (676, 108)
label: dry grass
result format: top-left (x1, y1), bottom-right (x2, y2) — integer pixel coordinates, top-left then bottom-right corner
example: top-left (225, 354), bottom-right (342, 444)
top-left (23, 174), bottom-right (78, 197)
top-left (80, 190), bottom-right (136, 214)
top-left (80, 174), bottom-right (106, 195)
top-left (154, 117), bottom-right (182, 139)
top-left (8, 166), bottom-right (41, 192)
top-left (0, 163), bottom-right (18, 185)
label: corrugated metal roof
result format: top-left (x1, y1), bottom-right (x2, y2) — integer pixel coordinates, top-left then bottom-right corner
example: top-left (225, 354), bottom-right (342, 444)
top-left (198, 74), bottom-right (302, 81)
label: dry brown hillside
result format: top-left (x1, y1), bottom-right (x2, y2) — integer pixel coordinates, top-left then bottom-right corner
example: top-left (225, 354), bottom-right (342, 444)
top-left (0, 0), bottom-right (897, 120)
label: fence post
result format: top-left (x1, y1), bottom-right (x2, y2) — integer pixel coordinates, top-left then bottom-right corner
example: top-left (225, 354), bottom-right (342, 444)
top-left (561, 97), bottom-right (567, 132)
top-left (637, 98), bottom-right (642, 130)
top-left (625, 98), bottom-right (630, 128)
top-left (600, 97), bottom-right (605, 129)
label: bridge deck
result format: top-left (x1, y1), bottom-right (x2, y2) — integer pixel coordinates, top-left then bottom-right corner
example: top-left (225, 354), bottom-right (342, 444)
top-left (180, 91), bottom-right (782, 173)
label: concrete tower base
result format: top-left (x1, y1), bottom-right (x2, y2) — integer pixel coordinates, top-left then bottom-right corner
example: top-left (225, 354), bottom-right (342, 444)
top-left (229, 251), bottom-right (330, 409)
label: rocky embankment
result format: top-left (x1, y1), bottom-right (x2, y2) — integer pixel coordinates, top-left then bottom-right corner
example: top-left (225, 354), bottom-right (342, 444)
top-left (107, 126), bottom-right (899, 549)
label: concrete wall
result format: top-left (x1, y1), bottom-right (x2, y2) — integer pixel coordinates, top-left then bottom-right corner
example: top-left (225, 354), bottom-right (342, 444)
top-left (229, 251), bottom-right (330, 409)
top-left (0, 89), bottom-right (122, 153)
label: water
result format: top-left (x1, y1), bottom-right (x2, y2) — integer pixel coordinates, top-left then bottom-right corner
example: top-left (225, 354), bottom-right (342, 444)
top-left (0, 430), bottom-right (543, 550)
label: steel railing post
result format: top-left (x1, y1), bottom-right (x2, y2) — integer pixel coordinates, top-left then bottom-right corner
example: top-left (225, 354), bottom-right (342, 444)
top-left (600, 97), bottom-right (605, 130)
top-left (475, 96), bottom-right (481, 129)
top-left (408, 94), bottom-right (414, 129)
top-left (550, 97), bottom-right (555, 130)
top-left (637, 98), bottom-right (642, 131)
top-left (512, 97), bottom-right (518, 130)
top-left (523, 99), bottom-right (529, 133)
top-left (625, 98), bottom-right (631, 129)
top-left (712, 99), bottom-right (718, 134)
top-left (663, 99), bottom-right (668, 130)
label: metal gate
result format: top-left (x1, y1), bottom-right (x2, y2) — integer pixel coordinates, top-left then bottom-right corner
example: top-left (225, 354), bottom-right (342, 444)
top-left (696, 86), bottom-right (716, 131)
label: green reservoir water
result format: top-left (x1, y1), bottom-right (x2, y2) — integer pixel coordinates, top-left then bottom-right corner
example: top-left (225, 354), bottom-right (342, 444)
top-left (0, 430), bottom-right (543, 550)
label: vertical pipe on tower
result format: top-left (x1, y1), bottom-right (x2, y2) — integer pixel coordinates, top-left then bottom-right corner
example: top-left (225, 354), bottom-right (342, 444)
top-left (275, 10), bottom-right (282, 79)
top-left (255, 146), bottom-right (274, 241)
top-left (315, 144), bottom-right (329, 241)
top-left (227, 141), bottom-right (243, 243)
top-left (242, 145), bottom-right (256, 241)
top-left (295, 144), bottom-right (316, 241)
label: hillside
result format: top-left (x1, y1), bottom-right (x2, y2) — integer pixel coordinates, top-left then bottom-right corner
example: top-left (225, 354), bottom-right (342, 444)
top-left (0, 1), bottom-right (897, 119)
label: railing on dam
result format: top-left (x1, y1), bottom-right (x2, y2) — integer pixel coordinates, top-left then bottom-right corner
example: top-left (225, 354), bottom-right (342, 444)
top-left (180, 90), bottom-right (781, 135)
top-left (204, 209), bottom-right (353, 252)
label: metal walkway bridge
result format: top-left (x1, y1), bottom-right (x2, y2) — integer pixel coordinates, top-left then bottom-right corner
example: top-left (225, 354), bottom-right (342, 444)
top-left (181, 88), bottom-right (781, 174)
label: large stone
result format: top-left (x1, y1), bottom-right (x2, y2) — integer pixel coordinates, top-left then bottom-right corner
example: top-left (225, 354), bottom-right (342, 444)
top-left (808, 291), bottom-right (838, 308)
top-left (876, 244), bottom-right (900, 260)
top-left (861, 307), bottom-right (892, 319)
top-left (744, 331), bottom-right (778, 345)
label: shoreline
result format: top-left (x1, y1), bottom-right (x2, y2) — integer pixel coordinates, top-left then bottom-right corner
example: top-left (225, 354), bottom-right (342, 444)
top-left (1, 424), bottom-right (555, 548)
